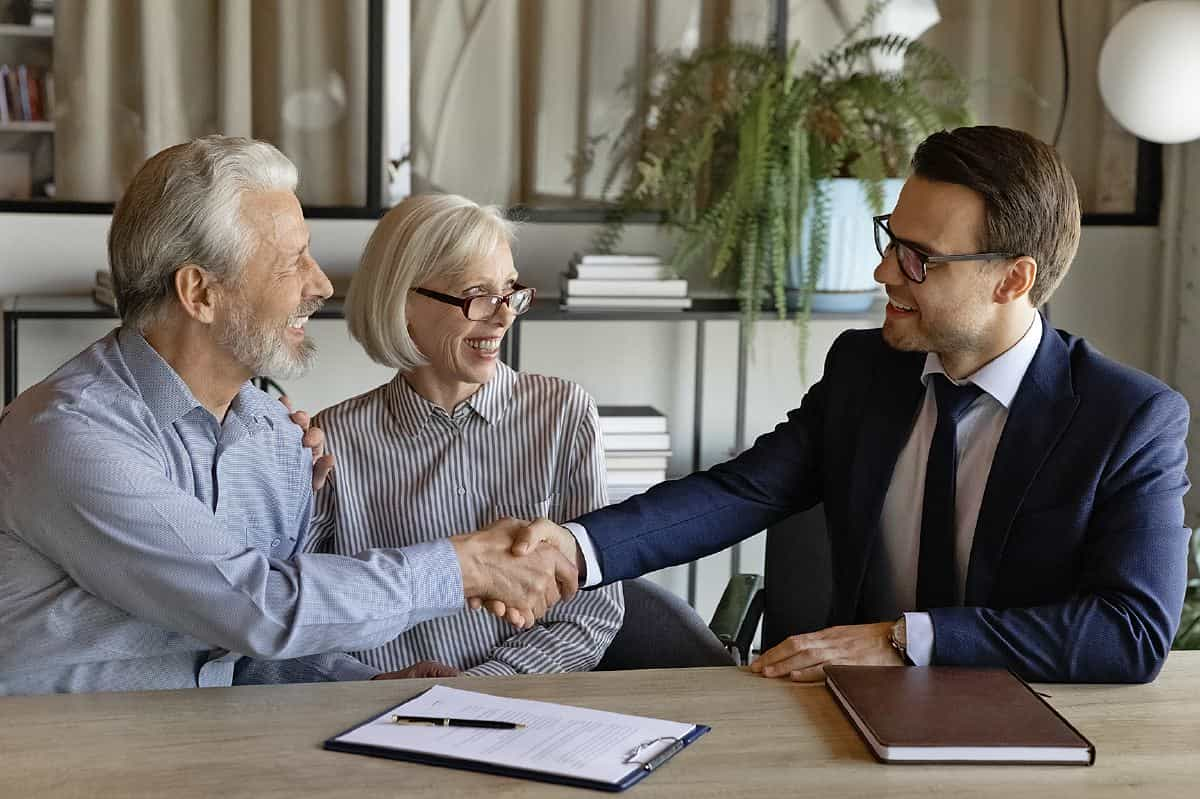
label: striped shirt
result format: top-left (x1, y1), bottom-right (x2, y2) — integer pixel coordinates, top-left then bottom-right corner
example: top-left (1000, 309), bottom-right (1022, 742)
top-left (0, 328), bottom-right (464, 695)
top-left (306, 362), bottom-right (623, 676)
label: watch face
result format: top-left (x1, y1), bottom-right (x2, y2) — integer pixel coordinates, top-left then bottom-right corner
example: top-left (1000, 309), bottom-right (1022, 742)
top-left (891, 619), bottom-right (906, 649)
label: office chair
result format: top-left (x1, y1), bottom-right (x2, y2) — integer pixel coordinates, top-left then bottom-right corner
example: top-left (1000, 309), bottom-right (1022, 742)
top-left (595, 506), bottom-right (832, 670)
top-left (711, 505), bottom-right (833, 662)
top-left (595, 578), bottom-right (735, 670)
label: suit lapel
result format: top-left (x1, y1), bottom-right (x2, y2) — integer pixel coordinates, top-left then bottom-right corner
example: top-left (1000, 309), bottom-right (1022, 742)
top-left (965, 321), bottom-right (1079, 605)
top-left (840, 345), bottom-right (926, 617)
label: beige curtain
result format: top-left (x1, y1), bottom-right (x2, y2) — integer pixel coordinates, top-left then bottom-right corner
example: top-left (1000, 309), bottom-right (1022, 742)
top-left (1161, 140), bottom-right (1200, 533)
top-left (410, 0), bottom-right (769, 206)
top-left (920, 0), bottom-right (1140, 214)
top-left (53, 0), bottom-right (368, 206)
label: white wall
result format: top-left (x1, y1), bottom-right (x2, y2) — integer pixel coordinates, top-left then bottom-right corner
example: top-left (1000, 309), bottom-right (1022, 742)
top-left (0, 212), bottom-right (1168, 620)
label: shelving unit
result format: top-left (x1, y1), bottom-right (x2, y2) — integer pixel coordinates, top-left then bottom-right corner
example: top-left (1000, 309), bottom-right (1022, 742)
top-left (2, 293), bottom-right (878, 612)
top-left (0, 19), bottom-right (54, 200)
top-left (0, 120), bottom-right (51, 132)
top-left (2, 295), bottom-right (758, 606)
top-left (0, 23), bottom-right (52, 37)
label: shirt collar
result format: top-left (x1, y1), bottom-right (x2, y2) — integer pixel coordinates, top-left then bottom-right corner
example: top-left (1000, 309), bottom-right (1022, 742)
top-left (387, 361), bottom-right (517, 435)
top-left (118, 327), bottom-right (204, 427)
top-left (920, 313), bottom-right (1044, 409)
top-left (464, 361), bottom-right (516, 425)
top-left (117, 327), bottom-right (275, 431)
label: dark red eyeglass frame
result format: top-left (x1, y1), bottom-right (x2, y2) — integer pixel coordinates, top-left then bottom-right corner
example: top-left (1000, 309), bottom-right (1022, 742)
top-left (411, 284), bottom-right (536, 320)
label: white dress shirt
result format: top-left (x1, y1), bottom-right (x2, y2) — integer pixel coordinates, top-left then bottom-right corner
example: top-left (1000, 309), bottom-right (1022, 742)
top-left (884, 314), bottom-right (1042, 664)
top-left (569, 313), bottom-right (1043, 666)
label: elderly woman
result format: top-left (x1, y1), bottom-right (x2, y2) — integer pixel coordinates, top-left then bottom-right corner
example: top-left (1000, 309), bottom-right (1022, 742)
top-left (305, 194), bottom-right (623, 677)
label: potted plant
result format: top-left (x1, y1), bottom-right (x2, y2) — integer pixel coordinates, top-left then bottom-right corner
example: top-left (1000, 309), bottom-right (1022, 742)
top-left (591, 6), bottom-right (970, 329)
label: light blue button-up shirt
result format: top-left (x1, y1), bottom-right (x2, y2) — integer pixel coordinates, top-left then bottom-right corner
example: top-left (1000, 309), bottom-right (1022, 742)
top-left (0, 328), bottom-right (464, 695)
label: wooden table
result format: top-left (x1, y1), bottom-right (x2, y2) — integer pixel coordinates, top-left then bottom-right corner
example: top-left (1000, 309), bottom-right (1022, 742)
top-left (3, 652), bottom-right (1197, 798)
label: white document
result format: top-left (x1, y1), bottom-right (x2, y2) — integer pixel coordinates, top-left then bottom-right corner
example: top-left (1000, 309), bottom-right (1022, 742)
top-left (330, 684), bottom-right (703, 785)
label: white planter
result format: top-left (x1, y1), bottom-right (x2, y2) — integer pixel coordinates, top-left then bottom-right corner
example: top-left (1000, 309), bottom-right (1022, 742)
top-left (791, 177), bottom-right (905, 312)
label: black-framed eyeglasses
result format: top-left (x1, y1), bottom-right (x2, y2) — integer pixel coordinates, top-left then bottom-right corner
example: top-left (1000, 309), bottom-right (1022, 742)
top-left (411, 284), bottom-right (536, 321)
top-left (873, 214), bottom-right (1021, 284)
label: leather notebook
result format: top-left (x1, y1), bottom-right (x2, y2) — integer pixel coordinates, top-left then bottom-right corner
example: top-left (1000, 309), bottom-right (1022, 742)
top-left (824, 666), bottom-right (1095, 765)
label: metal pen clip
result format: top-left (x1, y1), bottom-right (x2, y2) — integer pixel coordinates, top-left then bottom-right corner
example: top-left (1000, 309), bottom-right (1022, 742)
top-left (622, 736), bottom-right (684, 771)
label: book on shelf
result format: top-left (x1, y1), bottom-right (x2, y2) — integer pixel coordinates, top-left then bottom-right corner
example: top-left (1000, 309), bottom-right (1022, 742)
top-left (4, 66), bottom-right (20, 122)
top-left (605, 468), bottom-right (667, 485)
top-left (0, 65), bottom-right (51, 123)
top-left (0, 66), bottom-right (9, 123)
top-left (562, 296), bottom-right (693, 310)
top-left (562, 276), bottom-right (688, 298)
top-left (0, 152), bottom-right (31, 199)
top-left (570, 263), bottom-right (673, 281)
top-left (601, 432), bottom-right (672, 451)
top-left (93, 271), bottom-right (116, 309)
top-left (92, 285), bottom-right (116, 311)
top-left (824, 666), bottom-right (1095, 765)
top-left (16, 65), bottom-right (32, 121)
top-left (605, 451), bottom-right (671, 470)
top-left (30, 0), bottom-right (55, 28)
top-left (25, 68), bottom-right (42, 120)
top-left (597, 405), bottom-right (667, 435)
top-left (571, 252), bottom-right (663, 266)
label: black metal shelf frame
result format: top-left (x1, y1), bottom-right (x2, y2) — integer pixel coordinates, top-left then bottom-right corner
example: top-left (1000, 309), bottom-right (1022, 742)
top-left (3, 295), bottom-right (764, 605)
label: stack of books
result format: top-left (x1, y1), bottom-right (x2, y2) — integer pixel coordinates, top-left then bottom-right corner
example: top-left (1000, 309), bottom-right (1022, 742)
top-left (93, 270), bottom-right (116, 310)
top-left (599, 406), bottom-right (671, 504)
top-left (30, 0), bottom-right (55, 28)
top-left (0, 64), bottom-right (54, 124)
top-left (560, 253), bottom-right (691, 311)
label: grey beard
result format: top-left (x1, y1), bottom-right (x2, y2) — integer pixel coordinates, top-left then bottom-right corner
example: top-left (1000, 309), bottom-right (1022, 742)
top-left (219, 300), bottom-right (318, 381)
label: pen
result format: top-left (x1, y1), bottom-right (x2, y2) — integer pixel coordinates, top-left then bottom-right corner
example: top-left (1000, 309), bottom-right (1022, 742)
top-left (641, 738), bottom-right (687, 772)
top-left (390, 714), bottom-right (525, 730)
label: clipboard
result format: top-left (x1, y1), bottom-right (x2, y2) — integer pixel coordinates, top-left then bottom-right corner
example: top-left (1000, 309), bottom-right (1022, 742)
top-left (324, 685), bottom-right (710, 792)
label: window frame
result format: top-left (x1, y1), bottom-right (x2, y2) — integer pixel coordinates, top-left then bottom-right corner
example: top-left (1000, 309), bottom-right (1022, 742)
top-left (0, 0), bottom-right (387, 219)
top-left (0, 0), bottom-right (1161, 226)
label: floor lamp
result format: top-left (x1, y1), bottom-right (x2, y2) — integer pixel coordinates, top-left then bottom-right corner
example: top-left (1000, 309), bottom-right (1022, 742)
top-left (1098, 0), bottom-right (1200, 382)
top-left (1098, 0), bottom-right (1200, 144)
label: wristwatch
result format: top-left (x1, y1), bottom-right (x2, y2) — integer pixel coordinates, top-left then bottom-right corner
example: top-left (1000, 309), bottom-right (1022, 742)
top-left (889, 616), bottom-right (909, 664)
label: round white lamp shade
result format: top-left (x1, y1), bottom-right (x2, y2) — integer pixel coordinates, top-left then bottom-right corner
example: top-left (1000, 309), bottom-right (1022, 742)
top-left (1098, 0), bottom-right (1200, 143)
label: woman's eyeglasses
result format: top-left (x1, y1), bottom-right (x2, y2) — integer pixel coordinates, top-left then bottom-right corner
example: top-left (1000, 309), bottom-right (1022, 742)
top-left (411, 284), bottom-right (536, 321)
top-left (873, 214), bottom-right (1020, 284)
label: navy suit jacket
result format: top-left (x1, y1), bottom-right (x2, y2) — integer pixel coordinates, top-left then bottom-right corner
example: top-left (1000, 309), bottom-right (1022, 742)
top-left (576, 321), bottom-right (1191, 682)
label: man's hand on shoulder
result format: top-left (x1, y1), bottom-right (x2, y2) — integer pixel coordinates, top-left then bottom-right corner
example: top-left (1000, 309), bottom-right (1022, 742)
top-left (372, 660), bottom-right (460, 680)
top-left (279, 395), bottom-right (335, 490)
top-left (749, 621), bottom-right (902, 681)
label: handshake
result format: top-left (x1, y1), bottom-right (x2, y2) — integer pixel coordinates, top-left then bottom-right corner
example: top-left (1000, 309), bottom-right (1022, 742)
top-left (450, 518), bottom-right (583, 629)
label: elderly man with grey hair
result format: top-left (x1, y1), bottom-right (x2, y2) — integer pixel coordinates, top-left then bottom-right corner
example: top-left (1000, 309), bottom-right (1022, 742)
top-left (0, 136), bottom-right (577, 696)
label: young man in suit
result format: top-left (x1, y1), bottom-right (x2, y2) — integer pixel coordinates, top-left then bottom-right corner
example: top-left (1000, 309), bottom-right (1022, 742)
top-left (514, 124), bottom-right (1191, 683)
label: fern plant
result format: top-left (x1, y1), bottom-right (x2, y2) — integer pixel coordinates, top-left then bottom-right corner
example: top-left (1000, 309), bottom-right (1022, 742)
top-left (592, 6), bottom-right (970, 333)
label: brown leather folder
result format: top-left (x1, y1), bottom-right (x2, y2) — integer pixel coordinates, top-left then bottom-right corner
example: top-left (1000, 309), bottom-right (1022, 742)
top-left (824, 665), bottom-right (1095, 765)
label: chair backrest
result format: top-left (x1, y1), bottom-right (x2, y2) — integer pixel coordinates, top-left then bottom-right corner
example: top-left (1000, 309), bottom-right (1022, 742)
top-left (595, 578), bottom-right (735, 670)
top-left (761, 505), bottom-right (833, 652)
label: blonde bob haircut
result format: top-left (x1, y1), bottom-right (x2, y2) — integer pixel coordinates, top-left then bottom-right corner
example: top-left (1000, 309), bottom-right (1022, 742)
top-left (346, 193), bottom-right (515, 371)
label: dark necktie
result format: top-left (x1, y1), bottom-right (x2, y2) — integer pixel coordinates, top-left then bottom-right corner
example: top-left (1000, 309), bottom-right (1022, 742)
top-left (917, 374), bottom-right (983, 611)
